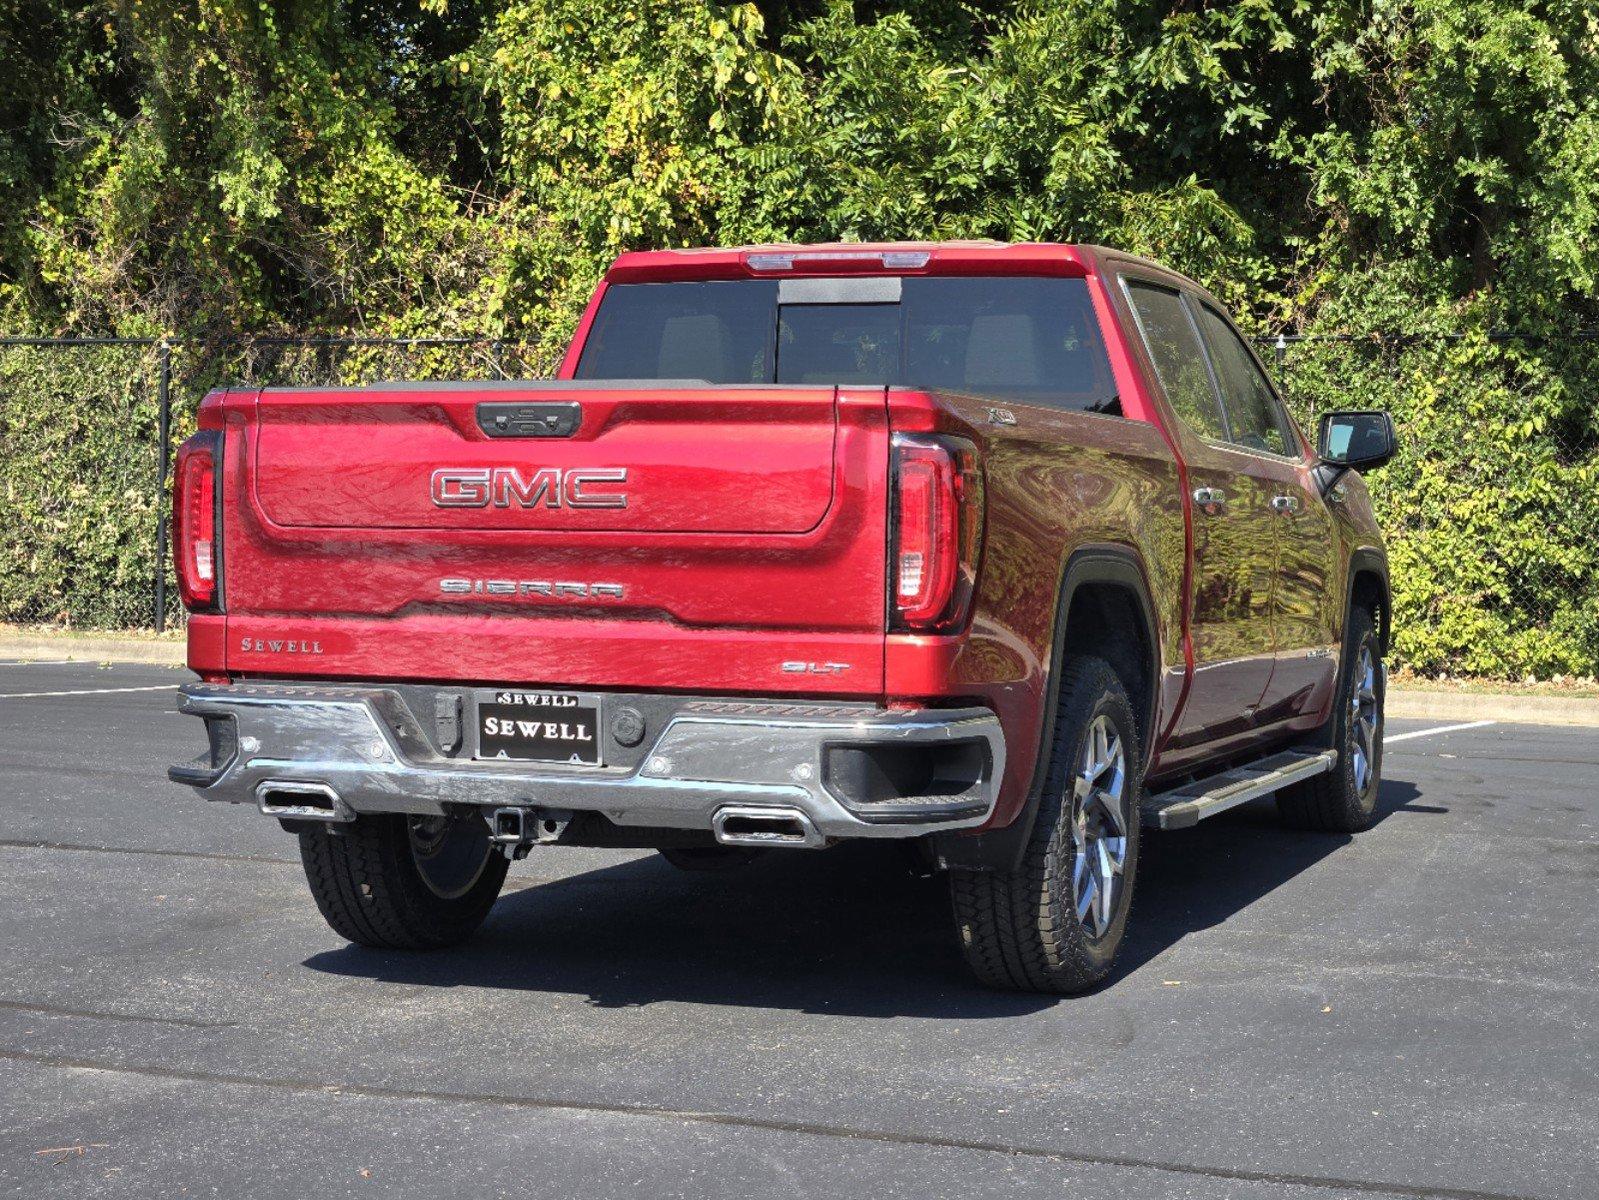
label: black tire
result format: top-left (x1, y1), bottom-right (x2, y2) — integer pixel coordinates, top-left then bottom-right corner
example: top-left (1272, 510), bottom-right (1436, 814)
top-left (658, 846), bottom-right (762, 871)
top-left (1277, 605), bottom-right (1384, 832)
top-left (950, 656), bottom-right (1143, 994)
top-left (298, 813), bottom-right (508, 950)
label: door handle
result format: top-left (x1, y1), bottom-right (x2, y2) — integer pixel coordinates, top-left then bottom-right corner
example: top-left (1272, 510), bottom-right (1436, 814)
top-left (1270, 494), bottom-right (1301, 514)
top-left (1193, 486), bottom-right (1227, 515)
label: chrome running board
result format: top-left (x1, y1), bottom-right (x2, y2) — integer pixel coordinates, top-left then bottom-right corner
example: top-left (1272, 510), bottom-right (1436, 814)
top-left (1141, 748), bottom-right (1337, 830)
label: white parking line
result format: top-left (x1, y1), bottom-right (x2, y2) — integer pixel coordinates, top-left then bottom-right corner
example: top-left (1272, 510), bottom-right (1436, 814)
top-left (1386, 719), bottom-right (1496, 744)
top-left (0, 685), bottom-right (174, 700)
top-left (0, 659), bottom-right (81, 666)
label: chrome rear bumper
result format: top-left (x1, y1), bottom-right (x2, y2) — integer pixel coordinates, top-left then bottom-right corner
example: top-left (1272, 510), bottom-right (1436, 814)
top-left (169, 682), bottom-right (1005, 843)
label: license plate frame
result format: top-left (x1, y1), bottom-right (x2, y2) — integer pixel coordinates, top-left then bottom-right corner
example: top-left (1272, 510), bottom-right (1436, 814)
top-left (472, 689), bottom-right (604, 766)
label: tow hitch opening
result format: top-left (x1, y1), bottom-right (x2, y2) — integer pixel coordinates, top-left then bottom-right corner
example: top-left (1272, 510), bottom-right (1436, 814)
top-left (486, 806), bottom-right (573, 859)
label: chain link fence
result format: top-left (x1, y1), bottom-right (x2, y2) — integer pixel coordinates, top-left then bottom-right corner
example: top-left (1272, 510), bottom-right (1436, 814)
top-left (0, 336), bottom-right (555, 632)
top-left (1273, 331), bottom-right (1599, 680)
top-left (3, 330), bottom-right (1597, 680)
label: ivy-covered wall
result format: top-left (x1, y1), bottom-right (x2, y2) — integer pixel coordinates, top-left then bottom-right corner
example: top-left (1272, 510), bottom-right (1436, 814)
top-left (1284, 335), bottom-right (1599, 678)
top-left (2, 2), bottom-right (1597, 676)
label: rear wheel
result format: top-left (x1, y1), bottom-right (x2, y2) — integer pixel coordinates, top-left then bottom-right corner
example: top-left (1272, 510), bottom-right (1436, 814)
top-left (299, 813), bottom-right (508, 949)
top-left (1277, 606), bottom-right (1384, 832)
top-left (950, 657), bottom-right (1142, 994)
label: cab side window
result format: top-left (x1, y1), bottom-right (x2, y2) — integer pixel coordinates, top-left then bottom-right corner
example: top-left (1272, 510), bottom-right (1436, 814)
top-left (1123, 281), bottom-right (1227, 442)
top-left (1194, 304), bottom-right (1296, 457)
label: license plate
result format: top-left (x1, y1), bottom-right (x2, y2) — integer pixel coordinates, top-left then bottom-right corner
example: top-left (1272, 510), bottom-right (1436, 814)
top-left (476, 690), bottom-right (602, 765)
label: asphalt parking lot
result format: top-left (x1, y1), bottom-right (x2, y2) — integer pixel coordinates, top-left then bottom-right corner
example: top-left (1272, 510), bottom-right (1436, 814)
top-left (0, 661), bottom-right (1594, 1199)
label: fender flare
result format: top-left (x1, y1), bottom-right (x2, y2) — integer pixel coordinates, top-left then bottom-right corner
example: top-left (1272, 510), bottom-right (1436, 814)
top-left (1302, 546), bottom-right (1390, 749)
top-left (934, 544), bottom-right (1160, 873)
top-left (1346, 547), bottom-right (1391, 652)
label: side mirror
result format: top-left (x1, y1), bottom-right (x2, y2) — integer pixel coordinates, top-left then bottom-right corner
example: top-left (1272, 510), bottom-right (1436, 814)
top-left (1318, 410), bottom-right (1396, 472)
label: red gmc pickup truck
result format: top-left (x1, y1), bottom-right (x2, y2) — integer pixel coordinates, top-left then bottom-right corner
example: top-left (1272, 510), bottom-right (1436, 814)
top-left (170, 241), bottom-right (1396, 994)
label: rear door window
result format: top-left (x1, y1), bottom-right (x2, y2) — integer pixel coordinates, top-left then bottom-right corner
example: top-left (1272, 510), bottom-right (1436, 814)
top-left (1123, 281), bottom-right (1227, 441)
top-left (1193, 304), bottom-right (1297, 457)
top-left (577, 276), bottom-right (1119, 414)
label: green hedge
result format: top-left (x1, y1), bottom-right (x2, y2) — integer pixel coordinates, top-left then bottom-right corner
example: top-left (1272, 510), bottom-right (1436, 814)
top-left (0, 346), bottom-right (163, 629)
top-left (1285, 335), bottom-right (1599, 679)
top-left (4, 332), bottom-right (1597, 682)
top-left (0, 340), bottom-right (555, 631)
top-left (3, 2), bottom-right (1597, 675)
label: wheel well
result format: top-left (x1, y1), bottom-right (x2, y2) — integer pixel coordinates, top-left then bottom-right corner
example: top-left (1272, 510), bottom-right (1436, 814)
top-left (930, 555), bottom-right (1159, 873)
top-left (1350, 569), bottom-right (1389, 651)
top-left (1060, 581), bottom-right (1155, 751)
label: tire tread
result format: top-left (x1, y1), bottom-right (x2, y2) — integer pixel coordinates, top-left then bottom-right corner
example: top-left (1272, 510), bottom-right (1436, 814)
top-left (1278, 606), bottom-right (1383, 833)
top-left (951, 656), bottom-right (1142, 994)
top-left (298, 816), bottom-right (505, 950)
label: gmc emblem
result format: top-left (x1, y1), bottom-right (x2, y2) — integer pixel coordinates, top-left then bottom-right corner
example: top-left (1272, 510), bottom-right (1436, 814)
top-left (431, 467), bottom-right (628, 509)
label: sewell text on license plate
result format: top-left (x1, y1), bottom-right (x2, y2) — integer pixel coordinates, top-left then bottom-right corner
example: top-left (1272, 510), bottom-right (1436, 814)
top-left (476, 690), bottom-right (601, 765)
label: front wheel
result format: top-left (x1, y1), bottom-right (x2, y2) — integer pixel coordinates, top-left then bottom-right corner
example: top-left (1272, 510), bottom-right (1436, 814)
top-left (1277, 605), bottom-right (1384, 832)
top-left (951, 656), bottom-right (1142, 994)
top-left (299, 813), bottom-right (508, 949)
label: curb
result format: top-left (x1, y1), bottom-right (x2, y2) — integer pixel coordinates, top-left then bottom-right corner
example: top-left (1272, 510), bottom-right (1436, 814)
top-left (0, 633), bottom-right (186, 667)
top-left (1385, 689), bottom-right (1599, 728)
top-left (3, 634), bottom-right (1598, 727)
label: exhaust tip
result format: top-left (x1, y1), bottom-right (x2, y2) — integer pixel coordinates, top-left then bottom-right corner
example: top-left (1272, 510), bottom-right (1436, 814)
top-left (712, 805), bottom-right (825, 850)
top-left (256, 781), bottom-right (349, 822)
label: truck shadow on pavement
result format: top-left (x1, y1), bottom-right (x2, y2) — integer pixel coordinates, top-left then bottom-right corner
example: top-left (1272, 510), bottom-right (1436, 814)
top-left (304, 778), bottom-right (1426, 1018)
top-left (1116, 777), bottom-right (1426, 978)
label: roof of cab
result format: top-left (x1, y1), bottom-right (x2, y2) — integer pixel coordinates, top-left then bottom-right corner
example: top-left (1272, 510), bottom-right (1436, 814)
top-left (604, 241), bottom-right (1103, 284)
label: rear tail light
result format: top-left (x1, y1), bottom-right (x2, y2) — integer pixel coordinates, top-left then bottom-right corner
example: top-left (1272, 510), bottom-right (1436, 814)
top-left (891, 434), bottom-right (984, 632)
top-left (173, 431), bottom-right (221, 611)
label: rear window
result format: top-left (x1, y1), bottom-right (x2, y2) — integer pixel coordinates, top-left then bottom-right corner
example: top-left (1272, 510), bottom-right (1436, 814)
top-left (576, 276), bottom-right (1118, 413)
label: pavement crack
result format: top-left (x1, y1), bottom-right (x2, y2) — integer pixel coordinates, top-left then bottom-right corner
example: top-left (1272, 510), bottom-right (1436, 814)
top-left (0, 999), bottom-right (236, 1030)
top-left (0, 1047), bottom-right (1536, 1200)
top-left (0, 839), bottom-right (296, 866)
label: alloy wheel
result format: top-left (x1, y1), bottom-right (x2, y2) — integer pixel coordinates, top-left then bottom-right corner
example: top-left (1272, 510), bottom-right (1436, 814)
top-left (1069, 715), bottom-right (1129, 939)
top-left (1349, 642), bottom-right (1381, 796)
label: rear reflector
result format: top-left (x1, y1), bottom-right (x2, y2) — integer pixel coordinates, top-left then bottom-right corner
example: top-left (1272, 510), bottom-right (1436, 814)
top-left (173, 431), bottom-right (220, 611)
top-left (891, 435), bottom-right (983, 632)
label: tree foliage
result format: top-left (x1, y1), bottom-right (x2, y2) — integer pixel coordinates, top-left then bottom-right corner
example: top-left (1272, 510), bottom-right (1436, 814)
top-left (1, 0), bottom-right (1597, 672)
top-left (8, 1), bottom-right (1595, 336)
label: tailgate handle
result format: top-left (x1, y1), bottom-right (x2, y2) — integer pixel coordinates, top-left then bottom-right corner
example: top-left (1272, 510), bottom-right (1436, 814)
top-left (477, 401), bottom-right (582, 439)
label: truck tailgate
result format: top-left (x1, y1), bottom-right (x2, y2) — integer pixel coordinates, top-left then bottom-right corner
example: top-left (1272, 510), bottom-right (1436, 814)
top-left (217, 383), bottom-right (890, 694)
top-left (252, 386), bottom-right (837, 534)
